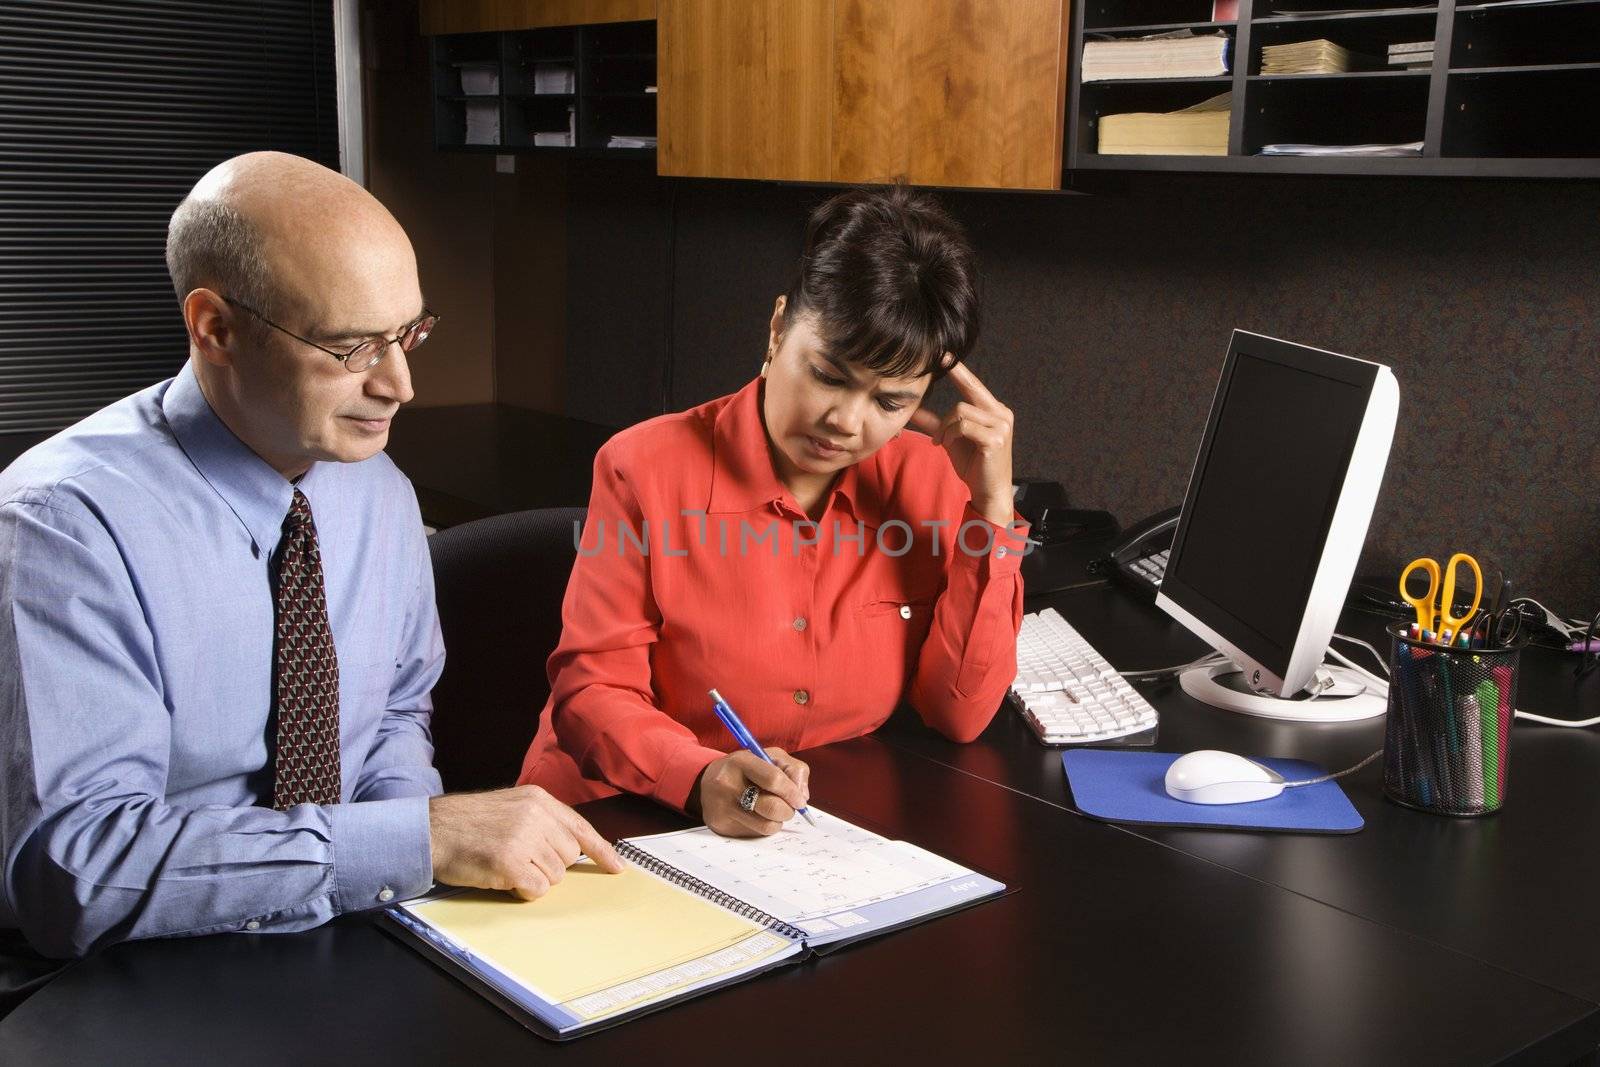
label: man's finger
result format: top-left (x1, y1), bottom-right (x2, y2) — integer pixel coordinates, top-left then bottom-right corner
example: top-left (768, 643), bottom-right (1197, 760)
top-left (511, 869), bottom-right (551, 900)
top-left (566, 812), bottom-right (625, 872)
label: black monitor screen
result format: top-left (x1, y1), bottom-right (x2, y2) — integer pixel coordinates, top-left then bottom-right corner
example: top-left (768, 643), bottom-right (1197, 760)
top-left (1167, 346), bottom-right (1371, 675)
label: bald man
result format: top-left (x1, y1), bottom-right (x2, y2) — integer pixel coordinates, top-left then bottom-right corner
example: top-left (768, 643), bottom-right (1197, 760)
top-left (0, 152), bottom-right (620, 1010)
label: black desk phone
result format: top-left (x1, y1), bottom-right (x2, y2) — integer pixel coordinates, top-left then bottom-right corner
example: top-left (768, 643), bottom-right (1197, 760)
top-left (1094, 506), bottom-right (1180, 598)
top-left (1012, 480), bottom-right (1117, 545)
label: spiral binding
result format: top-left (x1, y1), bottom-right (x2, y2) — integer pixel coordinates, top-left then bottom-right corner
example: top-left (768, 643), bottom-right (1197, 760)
top-left (617, 840), bottom-right (809, 941)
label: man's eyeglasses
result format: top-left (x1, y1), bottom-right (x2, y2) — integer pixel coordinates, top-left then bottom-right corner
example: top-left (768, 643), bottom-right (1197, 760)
top-left (222, 295), bottom-right (438, 374)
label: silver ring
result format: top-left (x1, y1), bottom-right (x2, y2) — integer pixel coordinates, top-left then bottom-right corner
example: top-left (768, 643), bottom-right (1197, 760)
top-left (738, 784), bottom-right (761, 813)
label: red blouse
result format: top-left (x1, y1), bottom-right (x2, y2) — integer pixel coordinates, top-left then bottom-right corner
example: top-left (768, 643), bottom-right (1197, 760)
top-left (518, 377), bottom-right (1028, 810)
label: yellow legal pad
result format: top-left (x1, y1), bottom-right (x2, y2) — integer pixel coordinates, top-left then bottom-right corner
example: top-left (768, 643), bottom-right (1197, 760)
top-left (405, 861), bottom-right (773, 1005)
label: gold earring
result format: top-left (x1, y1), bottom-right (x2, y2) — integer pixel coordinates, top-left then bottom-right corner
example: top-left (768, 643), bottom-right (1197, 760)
top-left (760, 357), bottom-right (771, 379)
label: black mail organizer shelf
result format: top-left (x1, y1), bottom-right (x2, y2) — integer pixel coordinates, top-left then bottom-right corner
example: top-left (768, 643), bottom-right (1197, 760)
top-left (432, 20), bottom-right (656, 157)
top-left (1070, 0), bottom-right (1600, 177)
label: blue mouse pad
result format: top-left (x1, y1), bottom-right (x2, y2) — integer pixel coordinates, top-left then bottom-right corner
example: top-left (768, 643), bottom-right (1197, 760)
top-left (1061, 750), bottom-right (1364, 834)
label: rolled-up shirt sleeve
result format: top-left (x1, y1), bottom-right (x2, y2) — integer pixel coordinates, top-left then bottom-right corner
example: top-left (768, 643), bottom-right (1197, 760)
top-left (0, 499), bottom-right (432, 959)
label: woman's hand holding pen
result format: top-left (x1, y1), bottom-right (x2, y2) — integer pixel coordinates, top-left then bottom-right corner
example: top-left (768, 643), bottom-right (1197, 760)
top-left (906, 362), bottom-right (1016, 528)
top-left (693, 749), bottom-right (811, 837)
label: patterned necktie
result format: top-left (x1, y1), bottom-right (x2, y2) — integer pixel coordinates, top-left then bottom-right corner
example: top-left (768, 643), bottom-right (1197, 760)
top-left (271, 489), bottom-right (342, 810)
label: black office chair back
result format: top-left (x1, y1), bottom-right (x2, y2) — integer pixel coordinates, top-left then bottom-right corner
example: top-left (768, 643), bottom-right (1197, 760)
top-left (426, 507), bottom-right (585, 792)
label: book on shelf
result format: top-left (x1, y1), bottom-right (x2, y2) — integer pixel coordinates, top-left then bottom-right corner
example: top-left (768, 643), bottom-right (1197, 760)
top-left (384, 808), bottom-right (1004, 1039)
top-left (1098, 92), bottom-right (1232, 156)
top-left (1387, 40), bottom-right (1433, 67)
top-left (606, 135), bottom-right (657, 149)
top-left (1212, 0), bottom-right (1240, 19)
top-left (1261, 39), bottom-right (1376, 75)
top-left (1082, 31), bottom-right (1231, 82)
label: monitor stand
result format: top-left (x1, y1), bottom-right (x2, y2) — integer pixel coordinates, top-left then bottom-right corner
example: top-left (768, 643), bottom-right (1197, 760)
top-left (1179, 662), bottom-right (1386, 723)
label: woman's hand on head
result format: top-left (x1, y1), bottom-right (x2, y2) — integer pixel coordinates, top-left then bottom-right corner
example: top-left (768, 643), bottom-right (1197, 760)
top-left (906, 361), bottom-right (1016, 527)
top-left (693, 749), bottom-right (811, 838)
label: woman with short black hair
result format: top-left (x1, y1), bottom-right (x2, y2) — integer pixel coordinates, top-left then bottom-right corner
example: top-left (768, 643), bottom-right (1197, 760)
top-left (518, 184), bottom-right (1027, 837)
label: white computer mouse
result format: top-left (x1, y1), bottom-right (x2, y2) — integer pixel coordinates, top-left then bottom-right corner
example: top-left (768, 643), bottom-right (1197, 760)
top-left (1164, 750), bottom-right (1286, 805)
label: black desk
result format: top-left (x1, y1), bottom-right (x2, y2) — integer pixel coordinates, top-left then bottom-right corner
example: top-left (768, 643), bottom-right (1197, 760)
top-left (3, 736), bottom-right (1598, 1065)
top-left (880, 579), bottom-right (1600, 1018)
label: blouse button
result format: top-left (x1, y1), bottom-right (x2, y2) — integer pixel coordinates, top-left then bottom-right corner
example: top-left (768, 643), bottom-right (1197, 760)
top-left (898, 605), bottom-right (912, 620)
top-left (793, 689), bottom-right (810, 705)
top-left (793, 617), bottom-right (807, 632)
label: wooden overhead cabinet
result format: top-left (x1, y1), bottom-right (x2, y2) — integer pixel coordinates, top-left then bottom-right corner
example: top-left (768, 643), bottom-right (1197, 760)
top-left (655, 0), bottom-right (834, 182)
top-left (659, 0), bottom-right (1071, 189)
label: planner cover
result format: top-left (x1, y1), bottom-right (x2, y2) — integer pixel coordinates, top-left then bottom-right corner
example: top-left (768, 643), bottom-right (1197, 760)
top-left (383, 807), bottom-right (1004, 1039)
top-left (1061, 750), bottom-right (1364, 833)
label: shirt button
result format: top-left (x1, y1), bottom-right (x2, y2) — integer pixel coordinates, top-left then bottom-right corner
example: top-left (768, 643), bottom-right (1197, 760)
top-left (377, 887), bottom-right (395, 903)
top-left (793, 689), bottom-right (810, 705)
top-left (245, 920), bottom-right (261, 931)
top-left (792, 617), bottom-right (807, 632)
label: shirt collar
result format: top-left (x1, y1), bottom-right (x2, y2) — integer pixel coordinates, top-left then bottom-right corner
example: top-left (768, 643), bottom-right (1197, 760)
top-left (706, 377), bottom-right (885, 528)
top-left (163, 361), bottom-right (327, 555)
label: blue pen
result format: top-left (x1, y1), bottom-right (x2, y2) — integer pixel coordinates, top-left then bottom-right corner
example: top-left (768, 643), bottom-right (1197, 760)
top-left (708, 688), bottom-right (817, 827)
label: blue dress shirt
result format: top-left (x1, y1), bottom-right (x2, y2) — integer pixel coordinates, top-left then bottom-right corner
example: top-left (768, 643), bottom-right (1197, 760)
top-left (0, 363), bottom-right (444, 958)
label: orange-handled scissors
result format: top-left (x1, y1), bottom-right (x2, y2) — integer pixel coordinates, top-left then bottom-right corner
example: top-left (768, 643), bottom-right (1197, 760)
top-left (1399, 552), bottom-right (1483, 635)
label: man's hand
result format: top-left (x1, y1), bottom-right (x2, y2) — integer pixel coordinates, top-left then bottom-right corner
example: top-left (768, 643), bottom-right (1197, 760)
top-left (694, 749), bottom-right (811, 838)
top-left (428, 785), bottom-right (625, 900)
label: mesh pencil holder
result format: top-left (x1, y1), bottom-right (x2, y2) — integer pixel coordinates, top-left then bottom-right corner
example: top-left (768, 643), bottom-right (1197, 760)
top-left (1383, 623), bottom-right (1521, 816)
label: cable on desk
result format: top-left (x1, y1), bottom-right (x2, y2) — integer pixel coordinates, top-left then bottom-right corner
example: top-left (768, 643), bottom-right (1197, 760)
top-left (1118, 652), bottom-right (1228, 681)
top-left (1283, 748), bottom-right (1384, 788)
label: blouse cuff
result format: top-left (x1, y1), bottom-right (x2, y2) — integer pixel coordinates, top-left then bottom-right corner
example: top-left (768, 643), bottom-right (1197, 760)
top-left (654, 743), bottom-right (727, 814)
top-left (950, 504), bottom-right (1030, 581)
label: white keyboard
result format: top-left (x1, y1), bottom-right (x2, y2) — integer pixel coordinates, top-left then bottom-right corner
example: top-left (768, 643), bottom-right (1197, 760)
top-left (1011, 608), bottom-right (1159, 744)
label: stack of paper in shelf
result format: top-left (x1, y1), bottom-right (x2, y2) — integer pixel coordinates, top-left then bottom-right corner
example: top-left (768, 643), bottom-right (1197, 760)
top-left (1387, 40), bottom-right (1434, 68)
top-left (606, 135), bottom-right (658, 149)
top-left (464, 101), bottom-right (499, 145)
top-left (458, 62), bottom-right (498, 96)
top-left (533, 64), bottom-right (575, 94)
top-left (534, 106), bottom-right (575, 147)
top-left (1098, 93), bottom-right (1232, 156)
top-left (1260, 38), bottom-right (1366, 74)
top-left (1081, 31), bottom-right (1231, 81)
top-left (1258, 141), bottom-right (1423, 156)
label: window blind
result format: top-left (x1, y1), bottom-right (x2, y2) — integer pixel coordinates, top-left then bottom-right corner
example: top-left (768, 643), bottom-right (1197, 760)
top-left (0, 0), bottom-right (339, 444)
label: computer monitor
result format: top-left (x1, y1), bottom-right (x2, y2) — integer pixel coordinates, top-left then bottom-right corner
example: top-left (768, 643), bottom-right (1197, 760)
top-left (1155, 330), bottom-right (1399, 722)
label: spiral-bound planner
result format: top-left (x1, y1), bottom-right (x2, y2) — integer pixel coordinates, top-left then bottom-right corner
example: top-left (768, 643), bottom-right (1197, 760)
top-left (384, 808), bottom-right (1004, 1039)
